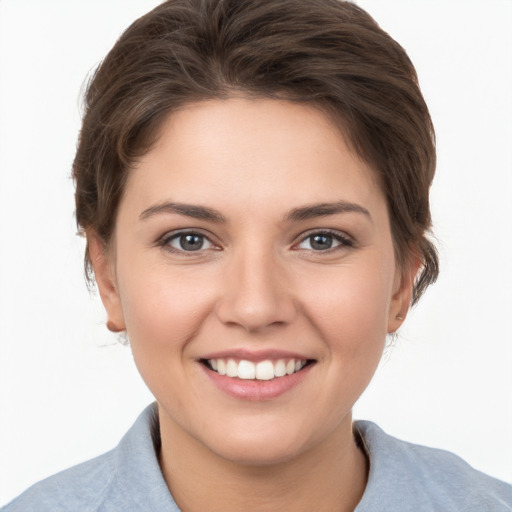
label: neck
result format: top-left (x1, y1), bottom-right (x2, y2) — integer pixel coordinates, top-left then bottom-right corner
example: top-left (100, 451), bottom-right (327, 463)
top-left (158, 407), bottom-right (368, 512)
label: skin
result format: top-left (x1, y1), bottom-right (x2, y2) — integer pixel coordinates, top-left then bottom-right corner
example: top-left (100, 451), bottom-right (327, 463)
top-left (90, 98), bottom-right (418, 512)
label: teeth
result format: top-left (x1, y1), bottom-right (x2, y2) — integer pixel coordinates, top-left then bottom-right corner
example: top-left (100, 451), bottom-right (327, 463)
top-left (207, 358), bottom-right (308, 380)
top-left (274, 360), bottom-right (286, 377)
top-left (255, 360), bottom-right (274, 380)
top-left (226, 359), bottom-right (238, 377)
top-left (237, 360), bottom-right (255, 380)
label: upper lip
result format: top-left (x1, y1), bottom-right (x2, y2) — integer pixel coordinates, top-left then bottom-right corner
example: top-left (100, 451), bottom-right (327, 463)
top-left (200, 348), bottom-right (313, 363)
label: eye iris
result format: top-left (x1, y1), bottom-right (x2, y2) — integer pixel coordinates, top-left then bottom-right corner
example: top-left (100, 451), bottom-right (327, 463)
top-left (310, 234), bottom-right (333, 250)
top-left (180, 234), bottom-right (203, 251)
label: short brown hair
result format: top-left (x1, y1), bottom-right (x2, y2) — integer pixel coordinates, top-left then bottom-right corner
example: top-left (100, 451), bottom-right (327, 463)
top-left (73, 0), bottom-right (438, 304)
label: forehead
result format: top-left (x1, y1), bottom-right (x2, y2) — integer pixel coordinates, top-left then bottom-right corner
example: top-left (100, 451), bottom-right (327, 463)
top-left (124, 97), bottom-right (385, 218)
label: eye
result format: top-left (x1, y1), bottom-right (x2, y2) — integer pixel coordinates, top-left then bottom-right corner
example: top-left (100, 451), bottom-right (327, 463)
top-left (296, 231), bottom-right (353, 251)
top-left (163, 232), bottom-right (215, 252)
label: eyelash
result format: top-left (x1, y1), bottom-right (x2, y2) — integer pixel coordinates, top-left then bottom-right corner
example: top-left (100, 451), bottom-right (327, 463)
top-left (293, 229), bottom-right (355, 252)
top-left (157, 228), bottom-right (355, 256)
top-left (157, 230), bottom-right (218, 255)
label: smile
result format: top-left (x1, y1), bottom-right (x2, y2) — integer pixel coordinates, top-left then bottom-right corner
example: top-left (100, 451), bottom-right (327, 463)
top-left (204, 358), bottom-right (310, 380)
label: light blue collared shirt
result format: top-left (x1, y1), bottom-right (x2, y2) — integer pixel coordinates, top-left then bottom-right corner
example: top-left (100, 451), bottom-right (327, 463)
top-left (3, 403), bottom-right (511, 511)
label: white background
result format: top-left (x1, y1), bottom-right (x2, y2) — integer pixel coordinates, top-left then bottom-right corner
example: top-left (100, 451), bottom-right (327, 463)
top-left (0, 0), bottom-right (511, 505)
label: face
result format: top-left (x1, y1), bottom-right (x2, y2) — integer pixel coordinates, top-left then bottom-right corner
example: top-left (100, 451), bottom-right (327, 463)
top-left (92, 98), bottom-right (415, 466)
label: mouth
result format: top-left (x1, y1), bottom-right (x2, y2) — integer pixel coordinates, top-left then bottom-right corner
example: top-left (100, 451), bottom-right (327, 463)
top-left (201, 357), bottom-right (315, 381)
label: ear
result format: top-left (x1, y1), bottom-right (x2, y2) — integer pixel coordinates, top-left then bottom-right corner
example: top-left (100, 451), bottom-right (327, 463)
top-left (387, 253), bottom-right (422, 334)
top-left (88, 232), bottom-right (126, 333)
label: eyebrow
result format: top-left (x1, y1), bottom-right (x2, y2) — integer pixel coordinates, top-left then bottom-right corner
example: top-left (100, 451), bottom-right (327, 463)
top-left (285, 201), bottom-right (371, 222)
top-left (139, 200), bottom-right (371, 223)
top-left (139, 202), bottom-right (227, 223)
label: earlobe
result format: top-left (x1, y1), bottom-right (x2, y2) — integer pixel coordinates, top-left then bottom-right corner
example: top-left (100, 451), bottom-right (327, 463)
top-left (387, 254), bottom-right (422, 334)
top-left (88, 232), bottom-right (126, 333)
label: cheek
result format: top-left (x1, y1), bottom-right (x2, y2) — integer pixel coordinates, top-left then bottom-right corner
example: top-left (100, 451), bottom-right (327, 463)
top-left (116, 267), bottom-right (218, 415)
top-left (116, 262), bottom-right (217, 357)
top-left (300, 259), bottom-right (395, 355)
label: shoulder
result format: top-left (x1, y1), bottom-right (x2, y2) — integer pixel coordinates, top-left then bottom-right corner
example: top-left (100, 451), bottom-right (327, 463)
top-left (1, 450), bottom-right (117, 512)
top-left (2, 404), bottom-right (179, 512)
top-left (354, 420), bottom-right (512, 512)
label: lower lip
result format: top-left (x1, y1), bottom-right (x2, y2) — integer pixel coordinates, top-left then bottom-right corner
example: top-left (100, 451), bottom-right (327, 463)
top-left (201, 363), bottom-right (314, 401)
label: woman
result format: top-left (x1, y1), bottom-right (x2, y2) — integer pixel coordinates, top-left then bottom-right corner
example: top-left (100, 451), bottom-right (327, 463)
top-left (2, 0), bottom-right (511, 510)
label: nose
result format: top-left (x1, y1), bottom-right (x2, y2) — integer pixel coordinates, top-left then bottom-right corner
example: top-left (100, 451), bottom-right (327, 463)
top-left (215, 247), bottom-right (297, 332)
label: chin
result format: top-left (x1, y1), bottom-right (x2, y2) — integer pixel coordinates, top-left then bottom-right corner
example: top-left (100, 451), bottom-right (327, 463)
top-left (198, 419), bottom-right (319, 467)
top-left (213, 437), bottom-right (306, 467)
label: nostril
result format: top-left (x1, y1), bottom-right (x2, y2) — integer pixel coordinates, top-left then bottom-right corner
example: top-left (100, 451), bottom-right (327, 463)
top-left (215, 294), bottom-right (298, 332)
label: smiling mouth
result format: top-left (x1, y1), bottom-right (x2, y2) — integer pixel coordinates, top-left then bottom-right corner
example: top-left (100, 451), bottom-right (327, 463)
top-left (202, 358), bottom-right (314, 381)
